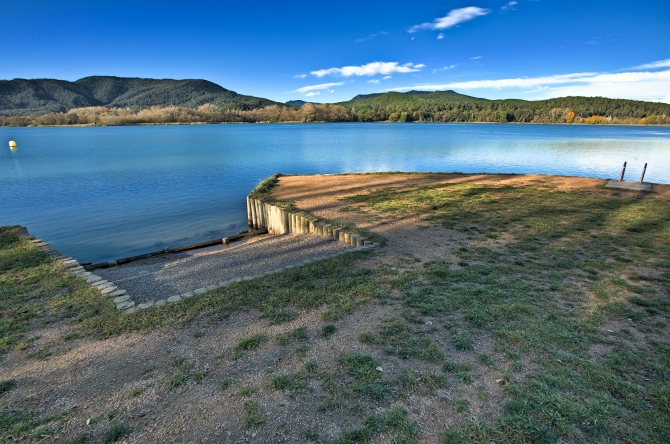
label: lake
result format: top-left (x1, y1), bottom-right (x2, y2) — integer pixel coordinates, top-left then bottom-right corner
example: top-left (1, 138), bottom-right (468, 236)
top-left (1, 123), bottom-right (668, 263)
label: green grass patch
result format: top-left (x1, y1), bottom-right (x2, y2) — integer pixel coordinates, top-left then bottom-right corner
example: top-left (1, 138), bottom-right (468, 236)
top-left (103, 423), bottom-right (129, 443)
top-left (346, 180), bottom-right (670, 443)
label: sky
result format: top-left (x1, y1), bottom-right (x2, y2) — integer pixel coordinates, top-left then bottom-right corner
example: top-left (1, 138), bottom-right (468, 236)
top-left (3, 1), bottom-right (670, 104)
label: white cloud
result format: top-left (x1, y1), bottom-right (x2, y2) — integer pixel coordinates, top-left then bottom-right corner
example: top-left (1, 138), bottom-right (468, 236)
top-left (293, 74), bottom-right (308, 79)
top-left (382, 76), bottom-right (392, 80)
top-left (368, 79), bottom-right (380, 84)
top-left (294, 82), bottom-right (346, 93)
top-left (311, 62), bottom-right (425, 78)
top-left (433, 65), bottom-right (456, 73)
top-left (500, 1), bottom-right (517, 12)
top-left (355, 31), bottom-right (388, 43)
top-left (408, 7), bottom-right (490, 33)
top-left (305, 92), bottom-right (320, 97)
top-left (437, 33), bottom-right (445, 40)
top-left (634, 59), bottom-right (670, 69)
top-left (471, 56), bottom-right (482, 60)
top-left (383, 69), bottom-right (670, 103)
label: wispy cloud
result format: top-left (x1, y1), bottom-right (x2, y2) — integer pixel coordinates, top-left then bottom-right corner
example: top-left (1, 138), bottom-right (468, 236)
top-left (500, 1), bottom-right (517, 13)
top-left (432, 65), bottom-right (456, 73)
top-left (471, 56), bottom-right (482, 60)
top-left (305, 92), bottom-right (320, 97)
top-left (634, 59), bottom-right (670, 69)
top-left (311, 62), bottom-right (425, 78)
top-left (355, 31), bottom-right (388, 43)
top-left (585, 36), bottom-right (601, 45)
top-left (436, 33), bottom-right (445, 40)
top-left (383, 69), bottom-right (670, 103)
top-left (408, 7), bottom-right (490, 33)
top-left (383, 76), bottom-right (392, 80)
top-left (294, 82), bottom-right (346, 93)
top-left (368, 79), bottom-right (380, 84)
top-left (293, 74), bottom-right (308, 79)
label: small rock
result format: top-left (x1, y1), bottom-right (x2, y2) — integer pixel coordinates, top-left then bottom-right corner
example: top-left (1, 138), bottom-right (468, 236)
top-left (194, 288), bottom-right (207, 295)
top-left (86, 418), bottom-right (91, 426)
top-left (425, 321), bottom-right (433, 326)
top-left (109, 289), bottom-right (127, 297)
top-left (167, 295), bottom-right (182, 303)
top-left (375, 367), bottom-right (383, 372)
top-left (218, 282), bottom-right (230, 288)
top-left (117, 301), bottom-right (135, 310)
top-left (182, 291), bottom-right (194, 298)
top-left (437, 390), bottom-right (451, 402)
top-left (137, 302), bottom-right (154, 310)
top-left (113, 295), bottom-right (130, 304)
top-left (101, 286), bottom-right (117, 294)
top-left (206, 285), bottom-right (217, 290)
top-left (155, 299), bottom-right (167, 307)
top-left (495, 379), bottom-right (505, 385)
top-left (123, 307), bottom-right (137, 315)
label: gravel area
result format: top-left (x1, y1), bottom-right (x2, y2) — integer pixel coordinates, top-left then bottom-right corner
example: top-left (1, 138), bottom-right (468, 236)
top-left (95, 233), bottom-right (351, 304)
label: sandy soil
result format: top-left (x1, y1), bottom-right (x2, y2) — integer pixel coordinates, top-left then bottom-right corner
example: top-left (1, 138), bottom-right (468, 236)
top-left (1, 173), bottom-right (666, 443)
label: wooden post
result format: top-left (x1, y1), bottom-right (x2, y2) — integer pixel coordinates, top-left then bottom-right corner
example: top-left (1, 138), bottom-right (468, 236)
top-left (259, 200), bottom-right (266, 229)
top-left (257, 200), bottom-right (264, 229)
top-left (332, 228), bottom-right (341, 241)
top-left (246, 197), bottom-right (253, 229)
top-left (270, 206), bottom-right (277, 234)
top-left (281, 209), bottom-right (288, 234)
top-left (351, 234), bottom-right (359, 247)
top-left (250, 198), bottom-right (258, 229)
top-left (309, 219), bottom-right (315, 234)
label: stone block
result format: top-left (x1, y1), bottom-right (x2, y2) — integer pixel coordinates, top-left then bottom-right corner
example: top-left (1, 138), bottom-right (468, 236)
top-left (117, 301), bottom-right (135, 310)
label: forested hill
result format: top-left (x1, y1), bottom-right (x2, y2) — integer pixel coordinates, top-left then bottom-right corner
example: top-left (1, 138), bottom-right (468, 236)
top-left (338, 91), bottom-right (670, 124)
top-left (0, 76), bottom-right (279, 116)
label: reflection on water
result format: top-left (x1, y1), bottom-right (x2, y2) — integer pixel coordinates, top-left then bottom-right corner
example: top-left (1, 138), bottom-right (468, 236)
top-left (1, 123), bottom-right (668, 262)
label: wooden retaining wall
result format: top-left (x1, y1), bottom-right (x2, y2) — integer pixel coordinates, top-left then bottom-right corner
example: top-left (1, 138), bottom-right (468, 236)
top-left (246, 196), bottom-right (375, 247)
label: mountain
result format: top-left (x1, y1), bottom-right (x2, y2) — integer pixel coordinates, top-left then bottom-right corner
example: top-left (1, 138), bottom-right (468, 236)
top-left (0, 76), bottom-right (279, 116)
top-left (337, 90), bottom-right (670, 123)
top-left (286, 100), bottom-right (314, 107)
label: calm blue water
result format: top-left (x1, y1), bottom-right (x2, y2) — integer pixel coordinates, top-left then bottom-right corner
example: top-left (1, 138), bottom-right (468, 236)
top-left (1, 123), bottom-right (668, 263)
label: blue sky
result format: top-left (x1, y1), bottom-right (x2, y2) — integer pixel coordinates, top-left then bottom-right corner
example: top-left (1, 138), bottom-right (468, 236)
top-left (3, 1), bottom-right (670, 103)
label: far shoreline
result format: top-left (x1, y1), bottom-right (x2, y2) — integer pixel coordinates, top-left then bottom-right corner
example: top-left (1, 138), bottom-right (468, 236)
top-left (2, 120), bottom-right (670, 129)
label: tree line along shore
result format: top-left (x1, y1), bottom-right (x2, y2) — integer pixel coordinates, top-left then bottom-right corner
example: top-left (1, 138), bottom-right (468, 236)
top-left (1, 101), bottom-right (668, 127)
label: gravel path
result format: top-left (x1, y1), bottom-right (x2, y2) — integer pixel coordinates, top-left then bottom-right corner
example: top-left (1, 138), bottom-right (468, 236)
top-left (95, 233), bottom-right (350, 304)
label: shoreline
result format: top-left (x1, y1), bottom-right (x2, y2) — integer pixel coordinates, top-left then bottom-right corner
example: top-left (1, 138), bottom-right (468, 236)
top-left (2, 120), bottom-right (670, 128)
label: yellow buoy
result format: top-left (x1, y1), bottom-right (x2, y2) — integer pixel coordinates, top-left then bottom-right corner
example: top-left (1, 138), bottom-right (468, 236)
top-left (8, 140), bottom-right (17, 148)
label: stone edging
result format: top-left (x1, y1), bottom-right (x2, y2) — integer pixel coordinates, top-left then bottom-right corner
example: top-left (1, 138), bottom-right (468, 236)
top-left (15, 219), bottom-right (380, 315)
top-left (15, 226), bottom-right (132, 310)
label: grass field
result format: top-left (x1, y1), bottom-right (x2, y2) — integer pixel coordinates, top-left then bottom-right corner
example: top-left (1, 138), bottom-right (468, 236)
top-left (1, 176), bottom-right (669, 443)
